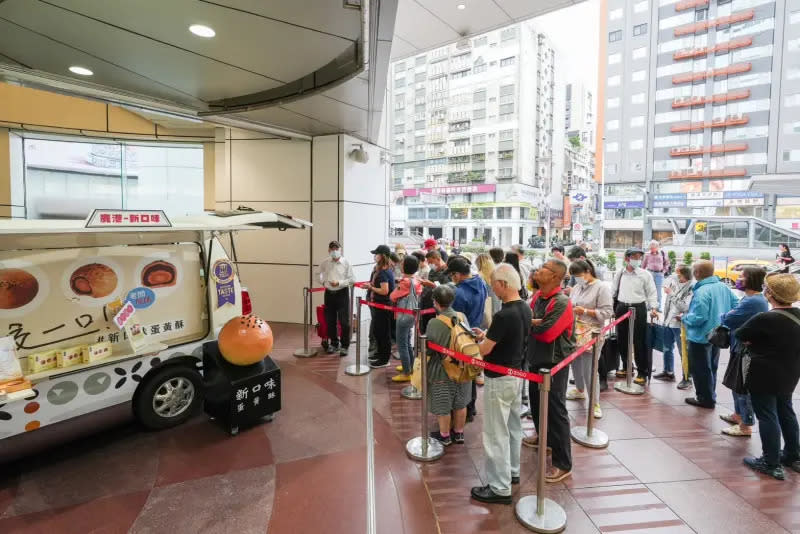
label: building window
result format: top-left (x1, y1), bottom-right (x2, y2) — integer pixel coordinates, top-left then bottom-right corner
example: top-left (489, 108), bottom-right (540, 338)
top-left (606, 142), bottom-right (619, 152)
top-left (396, 62), bottom-right (406, 72)
top-left (630, 116), bottom-right (645, 127)
top-left (631, 92), bottom-right (646, 104)
top-left (632, 70), bottom-right (646, 82)
top-left (696, 8), bottom-right (708, 21)
top-left (500, 84), bottom-right (515, 97)
top-left (499, 103), bottom-right (515, 116)
top-left (415, 55), bottom-right (426, 66)
top-left (609, 8), bottom-right (623, 20)
top-left (609, 52), bottom-right (622, 65)
top-left (394, 78), bottom-right (405, 89)
top-left (415, 120), bottom-right (425, 130)
top-left (607, 97), bottom-right (620, 108)
top-left (394, 124), bottom-right (405, 134)
top-left (473, 89), bottom-right (486, 103)
top-left (634, 0), bottom-right (648, 12)
top-left (784, 121), bottom-right (800, 134)
top-left (632, 46), bottom-right (647, 60)
top-left (501, 27), bottom-right (517, 42)
top-left (473, 36), bottom-right (488, 46)
top-left (608, 75), bottom-right (621, 87)
top-left (791, 9), bottom-right (800, 24)
top-left (408, 207), bottom-right (425, 219)
top-left (605, 163), bottom-right (618, 174)
top-left (630, 139), bottom-right (644, 150)
top-left (609, 30), bottom-right (623, 42)
top-left (633, 23), bottom-right (648, 36)
top-left (783, 150), bottom-right (800, 162)
top-left (607, 119), bottom-right (620, 130)
top-left (500, 56), bottom-right (516, 67)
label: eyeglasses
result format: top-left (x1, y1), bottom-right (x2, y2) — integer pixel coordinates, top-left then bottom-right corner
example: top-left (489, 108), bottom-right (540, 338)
top-left (539, 265), bottom-right (555, 275)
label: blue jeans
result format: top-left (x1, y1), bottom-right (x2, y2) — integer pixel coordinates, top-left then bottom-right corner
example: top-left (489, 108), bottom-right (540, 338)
top-left (750, 392), bottom-right (800, 466)
top-left (733, 392), bottom-right (755, 426)
top-left (395, 314), bottom-right (415, 374)
top-left (662, 326), bottom-right (681, 374)
top-left (687, 341), bottom-right (720, 404)
top-left (651, 271), bottom-right (665, 308)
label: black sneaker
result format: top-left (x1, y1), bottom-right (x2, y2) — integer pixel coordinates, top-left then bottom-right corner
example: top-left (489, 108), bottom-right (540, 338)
top-left (453, 431), bottom-right (465, 444)
top-left (781, 456), bottom-right (800, 473)
top-left (470, 485), bottom-right (511, 504)
top-left (326, 344), bottom-right (338, 355)
top-left (599, 378), bottom-right (609, 392)
top-left (511, 476), bottom-right (520, 485)
top-left (653, 372), bottom-right (675, 382)
top-left (339, 347), bottom-right (349, 357)
top-left (369, 359), bottom-right (389, 369)
top-left (430, 431), bottom-right (452, 446)
top-left (744, 456), bottom-right (785, 480)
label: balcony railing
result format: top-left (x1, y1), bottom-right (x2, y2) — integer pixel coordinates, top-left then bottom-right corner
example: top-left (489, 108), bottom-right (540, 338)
top-left (674, 9), bottom-right (754, 36)
top-left (669, 142), bottom-right (748, 157)
top-left (672, 62), bottom-right (751, 84)
top-left (670, 114), bottom-right (749, 132)
top-left (675, 0), bottom-right (708, 11)
top-left (673, 37), bottom-right (752, 60)
top-left (672, 89), bottom-right (750, 108)
top-left (669, 168), bottom-right (747, 179)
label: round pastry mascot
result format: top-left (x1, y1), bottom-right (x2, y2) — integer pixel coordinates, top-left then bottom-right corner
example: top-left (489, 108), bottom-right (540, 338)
top-left (218, 315), bottom-right (273, 366)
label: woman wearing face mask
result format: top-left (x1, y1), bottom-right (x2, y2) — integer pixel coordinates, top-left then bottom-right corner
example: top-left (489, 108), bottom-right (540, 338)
top-left (654, 265), bottom-right (693, 384)
top-left (565, 259), bottom-right (614, 419)
top-left (365, 245), bottom-right (396, 368)
top-left (718, 266), bottom-right (768, 437)
top-left (776, 243), bottom-right (794, 273)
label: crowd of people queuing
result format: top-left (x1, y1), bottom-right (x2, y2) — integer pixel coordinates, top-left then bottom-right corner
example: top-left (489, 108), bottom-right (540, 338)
top-left (318, 238), bottom-right (800, 498)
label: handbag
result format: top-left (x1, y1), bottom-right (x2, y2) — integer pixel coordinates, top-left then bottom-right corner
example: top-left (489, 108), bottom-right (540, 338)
top-left (574, 319), bottom-right (595, 350)
top-left (707, 325), bottom-right (731, 348)
top-left (410, 355), bottom-right (428, 391)
top-left (722, 345), bottom-right (747, 394)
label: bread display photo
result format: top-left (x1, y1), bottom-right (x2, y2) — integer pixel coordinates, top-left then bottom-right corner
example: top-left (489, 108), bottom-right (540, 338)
top-left (0, 268), bottom-right (39, 309)
top-left (69, 263), bottom-right (118, 298)
top-left (141, 260), bottom-right (177, 288)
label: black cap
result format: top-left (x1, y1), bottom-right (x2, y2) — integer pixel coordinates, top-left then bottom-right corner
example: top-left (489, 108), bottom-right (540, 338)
top-left (625, 247), bottom-right (644, 257)
top-left (567, 245), bottom-right (587, 260)
top-left (370, 244), bottom-right (391, 255)
top-left (446, 258), bottom-right (471, 275)
top-left (328, 240), bottom-right (341, 249)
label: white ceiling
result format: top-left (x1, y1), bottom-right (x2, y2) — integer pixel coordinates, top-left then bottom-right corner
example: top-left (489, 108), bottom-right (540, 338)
top-left (0, 0), bottom-right (583, 142)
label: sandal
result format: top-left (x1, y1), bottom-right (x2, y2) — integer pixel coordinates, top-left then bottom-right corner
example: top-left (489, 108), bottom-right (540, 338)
top-left (545, 468), bottom-right (572, 483)
top-left (722, 425), bottom-right (752, 437)
top-left (719, 413), bottom-right (740, 425)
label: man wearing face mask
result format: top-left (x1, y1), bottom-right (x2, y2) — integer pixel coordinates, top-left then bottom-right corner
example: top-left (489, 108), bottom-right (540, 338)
top-left (318, 240), bottom-right (355, 356)
top-left (612, 247), bottom-right (659, 384)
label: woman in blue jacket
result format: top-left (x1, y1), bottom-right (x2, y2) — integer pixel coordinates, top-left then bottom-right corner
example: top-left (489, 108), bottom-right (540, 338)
top-left (719, 267), bottom-right (768, 437)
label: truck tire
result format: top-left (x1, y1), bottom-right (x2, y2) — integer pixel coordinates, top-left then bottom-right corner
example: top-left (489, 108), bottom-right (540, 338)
top-left (134, 365), bottom-right (203, 430)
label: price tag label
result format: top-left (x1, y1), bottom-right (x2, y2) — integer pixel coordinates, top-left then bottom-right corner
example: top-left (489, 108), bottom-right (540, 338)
top-left (113, 301), bottom-right (136, 330)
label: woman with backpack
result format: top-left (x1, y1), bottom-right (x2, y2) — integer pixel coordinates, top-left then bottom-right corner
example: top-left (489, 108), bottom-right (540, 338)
top-left (390, 256), bottom-right (422, 383)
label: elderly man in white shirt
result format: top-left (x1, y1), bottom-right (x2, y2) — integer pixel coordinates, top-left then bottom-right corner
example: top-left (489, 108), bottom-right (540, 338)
top-left (318, 240), bottom-right (355, 356)
top-left (612, 247), bottom-right (659, 385)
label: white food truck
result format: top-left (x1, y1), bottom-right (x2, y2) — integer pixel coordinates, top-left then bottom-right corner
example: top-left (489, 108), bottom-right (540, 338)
top-left (0, 208), bottom-right (308, 461)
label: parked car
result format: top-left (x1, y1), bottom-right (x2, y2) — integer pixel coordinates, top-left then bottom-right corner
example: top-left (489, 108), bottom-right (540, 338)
top-left (715, 259), bottom-right (773, 285)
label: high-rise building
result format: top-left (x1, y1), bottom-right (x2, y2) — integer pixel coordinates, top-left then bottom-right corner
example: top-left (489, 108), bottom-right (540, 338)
top-left (388, 21), bottom-right (563, 248)
top-left (600, 0), bottom-right (800, 251)
top-left (565, 81), bottom-right (595, 147)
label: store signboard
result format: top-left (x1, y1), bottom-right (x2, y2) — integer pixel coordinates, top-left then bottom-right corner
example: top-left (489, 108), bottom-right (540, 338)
top-left (723, 197), bottom-right (764, 207)
top-left (687, 199), bottom-right (723, 207)
top-left (777, 196), bottom-right (800, 206)
top-left (402, 184), bottom-right (496, 197)
top-left (687, 192), bottom-right (723, 201)
top-left (653, 193), bottom-right (687, 208)
top-left (723, 191), bottom-right (763, 199)
top-left (604, 200), bottom-right (644, 209)
top-left (85, 209), bottom-right (171, 228)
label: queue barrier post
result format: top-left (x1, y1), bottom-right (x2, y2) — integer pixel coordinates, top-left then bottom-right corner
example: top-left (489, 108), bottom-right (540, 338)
top-left (614, 307), bottom-right (644, 395)
top-left (570, 333), bottom-right (610, 449)
top-left (515, 369), bottom-right (567, 533)
top-left (293, 287), bottom-right (317, 358)
top-left (348, 283), bottom-right (356, 343)
top-left (345, 297), bottom-right (370, 376)
top-left (401, 307), bottom-right (423, 400)
top-left (405, 334), bottom-right (444, 462)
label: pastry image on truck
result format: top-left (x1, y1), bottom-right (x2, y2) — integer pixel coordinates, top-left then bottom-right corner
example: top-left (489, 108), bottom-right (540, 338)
top-left (0, 208), bottom-right (308, 462)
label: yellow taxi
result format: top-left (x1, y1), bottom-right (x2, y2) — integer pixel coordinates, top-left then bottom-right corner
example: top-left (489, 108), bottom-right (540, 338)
top-left (715, 259), bottom-right (774, 285)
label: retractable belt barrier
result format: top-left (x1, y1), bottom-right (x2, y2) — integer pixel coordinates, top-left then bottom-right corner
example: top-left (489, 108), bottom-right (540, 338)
top-left (361, 300), bottom-right (435, 316)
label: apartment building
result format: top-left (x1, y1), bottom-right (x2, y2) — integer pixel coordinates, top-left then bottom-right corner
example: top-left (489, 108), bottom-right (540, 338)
top-left (600, 0), bottom-right (800, 250)
top-left (566, 81), bottom-right (596, 147)
top-left (388, 21), bottom-right (563, 248)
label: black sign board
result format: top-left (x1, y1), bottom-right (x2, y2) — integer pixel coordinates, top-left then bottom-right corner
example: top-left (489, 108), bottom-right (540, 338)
top-left (202, 341), bottom-right (281, 435)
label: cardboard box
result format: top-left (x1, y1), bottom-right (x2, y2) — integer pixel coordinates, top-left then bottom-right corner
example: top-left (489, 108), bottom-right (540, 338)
top-left (57, 345), bottom-right (86, 368)
top-left (28, 350), bottom-right (57, 373)
top-left (125, 323), bottom-right (147, 351)
top-left (0, 378), bottom-right (32, 394)
top-left (85, 342), bottom-right (112, 364)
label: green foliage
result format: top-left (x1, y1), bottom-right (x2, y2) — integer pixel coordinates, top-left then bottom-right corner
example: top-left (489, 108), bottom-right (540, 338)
top-left (589, 254), bottom-right (608, 267)
top-left (683, 251), bottom-right (694, 265)
top-left (607, 251), bottom-right (617, 270)
top-left (569, 136), bottom-right (581, 149)
top-left (700, 252), bottom-right (711, 260)
top-left (668, 250), bottom-right (677, 265)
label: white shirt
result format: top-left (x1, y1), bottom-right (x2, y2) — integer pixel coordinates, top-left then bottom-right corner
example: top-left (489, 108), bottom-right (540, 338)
top-left (613, 267), bottom-right (658, 310)
top-left (318, 256), bottom-right (355, 291)
top-left (518, 257), bottom-right (532, 284)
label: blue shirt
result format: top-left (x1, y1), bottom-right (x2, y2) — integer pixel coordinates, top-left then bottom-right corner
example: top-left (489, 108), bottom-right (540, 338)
top-left (720, 293), bottom-right (768, 353)
top-left (682, 276), bottom-right (739, 343)
top-left (452, 275), bottom-right (489, 329)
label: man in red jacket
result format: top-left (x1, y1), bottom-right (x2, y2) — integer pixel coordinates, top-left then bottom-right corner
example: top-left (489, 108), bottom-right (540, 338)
top-left (523, 258), bottom-right (576, 483)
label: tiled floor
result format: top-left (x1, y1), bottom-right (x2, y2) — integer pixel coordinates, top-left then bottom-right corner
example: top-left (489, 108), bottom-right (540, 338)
top-left (1, 322), bottom-right (799, 533)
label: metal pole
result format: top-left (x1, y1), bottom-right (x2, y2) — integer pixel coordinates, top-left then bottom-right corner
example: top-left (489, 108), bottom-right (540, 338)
top-left (614, 306), bottom-right (644, 395)
top-left (349, 283), bottom-right (356, 342)
top-left (402, 308), bottom-right (422, 400)
top-left (571, 334), bottom-right (609, 448)
top-left (345, 297), bottom-right (370, 376)
top-left (293, 287), bottom-right (317, 358)
top-left (516, 369), bottom-right (567, 533)
top-left (405, 334), bottom-right (444, 462)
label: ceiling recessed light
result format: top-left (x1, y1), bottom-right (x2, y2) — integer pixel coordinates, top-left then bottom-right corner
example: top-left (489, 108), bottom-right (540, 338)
top-left (189, 24), bottom-right (215, 38)
top-left (457, 3), bottom-right (466, 9)
top-left (69, 66), bottom-right (93, 76)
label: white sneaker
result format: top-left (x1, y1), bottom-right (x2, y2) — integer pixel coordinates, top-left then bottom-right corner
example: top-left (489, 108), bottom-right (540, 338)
top-left (566, 388), bottom-right (586, 400)
top-left (593, 404), bottom-right (603, 419)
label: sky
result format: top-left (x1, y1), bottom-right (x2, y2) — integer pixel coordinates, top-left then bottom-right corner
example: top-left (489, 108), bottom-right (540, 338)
top-left (532, 0), bottom-right (600, 112)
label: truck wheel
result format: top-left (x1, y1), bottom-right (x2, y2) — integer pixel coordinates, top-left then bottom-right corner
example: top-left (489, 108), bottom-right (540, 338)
top-left (134, 365), bottom-right (203, 430)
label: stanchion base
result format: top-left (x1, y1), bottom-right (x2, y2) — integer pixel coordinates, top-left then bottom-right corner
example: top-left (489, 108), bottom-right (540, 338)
top-left (515, 495), bottom-right (567, 534)
top-left (405, 437), bottom-right (444, 462)
top-left (344, 363), bottom-right (371, 376)
top-left (571, 426), bottom-right (609, 449)
top-left (293, 348), bottom-right (318, 358)
top-left (401, 385), bottom-right (422, 399)
top-left (614, 382), bottom-right (645, 395)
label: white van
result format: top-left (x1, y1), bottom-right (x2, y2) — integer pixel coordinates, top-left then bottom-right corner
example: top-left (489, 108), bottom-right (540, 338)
top-left (0, 209), bottom-right (307, 461)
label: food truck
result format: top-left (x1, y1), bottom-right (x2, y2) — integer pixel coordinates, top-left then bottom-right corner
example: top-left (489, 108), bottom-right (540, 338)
top-left (0, 208), bottom-right (308, 460)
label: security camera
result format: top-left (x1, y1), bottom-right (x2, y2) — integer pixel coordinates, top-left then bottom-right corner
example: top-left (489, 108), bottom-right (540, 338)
top-left (349, 144), bottom-right (369, 163)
